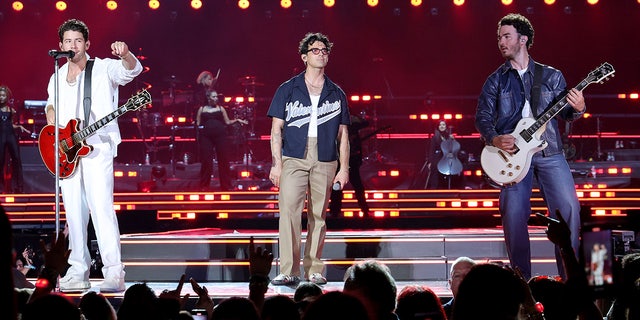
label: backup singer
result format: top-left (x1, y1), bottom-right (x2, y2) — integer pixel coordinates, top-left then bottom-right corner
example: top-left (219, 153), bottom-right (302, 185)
top-left (196, 90), bottom-right (247, 191)
top-left (0, 85), bottom-right (30, 193)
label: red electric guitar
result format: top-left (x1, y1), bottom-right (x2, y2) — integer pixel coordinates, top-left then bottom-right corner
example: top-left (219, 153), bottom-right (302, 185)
top-left (38, 89), bottom-right (151, 178)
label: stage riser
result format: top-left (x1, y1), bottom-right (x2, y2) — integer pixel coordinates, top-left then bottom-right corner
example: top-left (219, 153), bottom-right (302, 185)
top-left (119, 232), bottom-right (558, 282)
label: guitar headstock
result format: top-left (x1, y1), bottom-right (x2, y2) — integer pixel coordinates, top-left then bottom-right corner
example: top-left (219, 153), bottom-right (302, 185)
top-left (588, 62), bottom-right (615, 85)
top-left (127, 89), bottom-right (152, 111)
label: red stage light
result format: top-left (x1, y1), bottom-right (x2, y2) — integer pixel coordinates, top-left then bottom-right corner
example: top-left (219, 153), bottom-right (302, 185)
top-left (280, 0), bottom-right (291, 9)
top-left (191, 0), bottom-right (202, 10)
top-left (106, 1), bottom-right (118, 10)
top-left (12, 1), bottom-right (24, 11)
top-left (238, 0), bottom-right (250, 9)
top-left (324, 0), bottom-right (335, 8)
top-left (55, 1), bottom-right (67, 11)
top-left (630, 93), bottom-right (639, 99)
top-left (149, 0), bottom-right (160, 10)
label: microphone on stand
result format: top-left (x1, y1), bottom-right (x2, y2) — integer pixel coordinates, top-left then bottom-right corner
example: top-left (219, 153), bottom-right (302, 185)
top-left (48, 50), bottom-right (75, 59)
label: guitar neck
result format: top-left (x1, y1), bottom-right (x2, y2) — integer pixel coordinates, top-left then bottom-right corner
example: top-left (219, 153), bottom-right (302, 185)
top-left (527, 78), bottom-right (592, 136)
top-left (73, 102), bottom-right (133, 143)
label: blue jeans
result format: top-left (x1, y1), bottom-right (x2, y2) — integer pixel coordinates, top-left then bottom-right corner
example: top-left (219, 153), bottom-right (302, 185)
top-left (499, 153), bottom-right (581, 280)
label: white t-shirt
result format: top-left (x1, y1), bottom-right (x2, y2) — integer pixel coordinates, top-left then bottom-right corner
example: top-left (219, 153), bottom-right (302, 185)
top-left (308, 94), bottom-right (320, 137)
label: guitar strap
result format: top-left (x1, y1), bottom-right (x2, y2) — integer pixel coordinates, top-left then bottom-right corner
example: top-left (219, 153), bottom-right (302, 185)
top-left (82, 59), bottom-right (95, 128)
top-left (530, 62), bottom-right (543, 117)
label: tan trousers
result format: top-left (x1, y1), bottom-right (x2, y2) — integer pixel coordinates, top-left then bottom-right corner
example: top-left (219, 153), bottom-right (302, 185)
top-left (277, 137), bottom-right (338, 278)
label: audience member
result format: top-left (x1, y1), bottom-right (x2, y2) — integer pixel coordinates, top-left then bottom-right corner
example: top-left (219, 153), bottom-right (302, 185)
top-left (442, 256), bottom-right (476, 318)
top-left (188, 276), bottom-right (215, 320)
top-left (605, 252), bottom-right (640, 320)
top-left (343, 259), bottom-right (398, 320)
top-left (293, 282), bottom-right (323, 303)
top-left (21, 292), bottom-right (82, 320)
top-left (117, 282), bottom-right (164, 320)
top-left (211, 296), bottom-right (260, 320)
top-left (1, 206), bottom-right (18, 320)
top-left (302, 291), bottom-right (369, 320)
top-left (395, 284), bottom-right (446, 320)
top-left (293, 281), bottom-right (324, 315)
top-left (450, 263), bottom-right (528, 320)
top-left (261, 294), bottom-right (300, 320)
top-left (79, 291), bottom-right (117, 320)
top-left (528, 275), bottom-right (577, 320)
top-left (541, 210), bottom-right (602, 319)
top-left (247, 236), bottom-right (274, 312)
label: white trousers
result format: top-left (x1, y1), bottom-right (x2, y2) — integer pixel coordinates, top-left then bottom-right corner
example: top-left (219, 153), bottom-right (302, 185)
top-left (60, 142), bottom-right (123, 280)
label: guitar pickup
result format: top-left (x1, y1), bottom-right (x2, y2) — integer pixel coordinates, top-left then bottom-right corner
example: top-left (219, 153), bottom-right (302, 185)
top-left (498, 150), bottom-right (509, 162)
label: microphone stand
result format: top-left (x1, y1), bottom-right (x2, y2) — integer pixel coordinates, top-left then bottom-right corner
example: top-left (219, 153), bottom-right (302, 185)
top-left (50, 54), bottom-right (64, 239)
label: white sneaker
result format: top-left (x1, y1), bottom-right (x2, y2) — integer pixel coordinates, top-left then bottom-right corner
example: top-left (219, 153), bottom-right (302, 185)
top-left (100, 277), bottom-right (125, 293)
top-left (59, 279), bottom-right (91, 292)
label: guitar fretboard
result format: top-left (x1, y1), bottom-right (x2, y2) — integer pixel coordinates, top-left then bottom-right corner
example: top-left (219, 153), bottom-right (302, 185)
top-left (520, 77), bottom-right (593, 142)
top-left (72, 103), bottom-right (132, 145)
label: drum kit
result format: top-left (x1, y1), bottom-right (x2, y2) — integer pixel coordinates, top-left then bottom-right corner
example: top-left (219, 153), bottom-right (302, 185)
top-left (136, 71), bottom-right (264, 170)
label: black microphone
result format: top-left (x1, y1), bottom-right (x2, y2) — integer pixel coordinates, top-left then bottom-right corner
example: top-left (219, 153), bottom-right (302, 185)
top-left (48, 50), bottom-right (75, 58)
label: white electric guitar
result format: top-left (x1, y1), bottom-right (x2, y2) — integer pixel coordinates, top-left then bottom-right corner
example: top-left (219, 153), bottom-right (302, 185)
top-left (481, 62), bottom-right (615, 186)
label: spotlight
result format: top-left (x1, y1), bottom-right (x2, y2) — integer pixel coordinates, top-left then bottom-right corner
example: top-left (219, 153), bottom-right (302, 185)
top-left (191, 0), bottom-right (202, 10)
top-left (149, 0), bottom-right (160, 10)
top-left (367, 0), bottom-right (378, 7)
top-left (238, 0), bottom-right (250, 9)
top-left (55, 1), bottom-right (67, 11)
top-left (12, 1), bottom-right (24, 11)
top-left (106, 1), bottom-right (118, 10)
top-left (280, 0), bottom-right (291, 9)
top-left (324, 0), bottom-right (335, 7)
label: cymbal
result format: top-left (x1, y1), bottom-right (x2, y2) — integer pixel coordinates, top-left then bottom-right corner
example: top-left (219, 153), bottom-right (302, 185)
top-left (239, 76), bottom-right (264, 86)
top-left (163, 75), bottom-right (182, 83)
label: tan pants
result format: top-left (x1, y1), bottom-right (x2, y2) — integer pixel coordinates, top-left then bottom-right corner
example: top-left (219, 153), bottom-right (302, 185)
top-left (277, 137), bottom-right (337, 278)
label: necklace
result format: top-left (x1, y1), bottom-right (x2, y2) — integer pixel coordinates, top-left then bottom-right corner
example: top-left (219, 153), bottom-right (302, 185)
top-left (305, 78), bottom-right (323, 95)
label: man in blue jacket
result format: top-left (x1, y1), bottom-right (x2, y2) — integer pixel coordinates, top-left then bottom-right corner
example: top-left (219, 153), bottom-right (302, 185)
top-left (267, 32), bottom-right (350, 286)
top-left (475, 13), bottom-right (585, 280)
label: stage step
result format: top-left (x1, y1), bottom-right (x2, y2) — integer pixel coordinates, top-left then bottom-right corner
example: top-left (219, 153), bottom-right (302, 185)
top-left (117, 228), bottom-right (559, 283)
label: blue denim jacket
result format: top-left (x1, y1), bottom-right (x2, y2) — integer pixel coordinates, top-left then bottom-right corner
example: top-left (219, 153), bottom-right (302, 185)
top-left (475, 58), bottom-right (584, 157)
